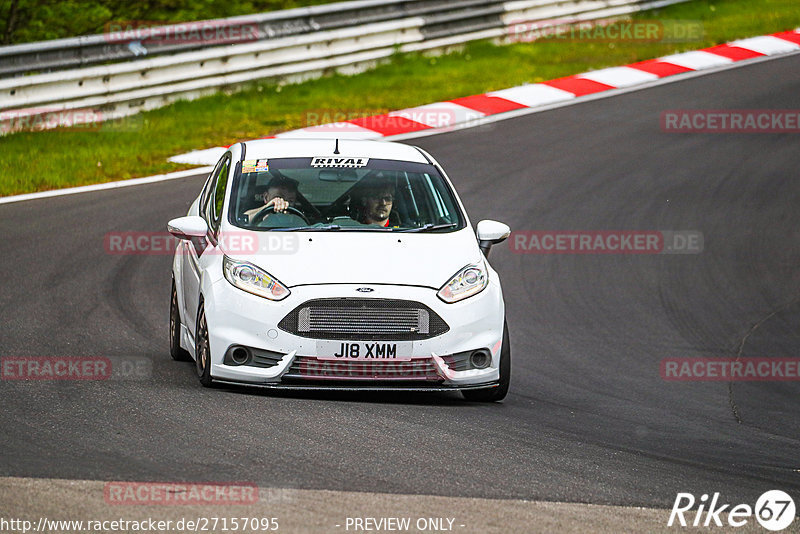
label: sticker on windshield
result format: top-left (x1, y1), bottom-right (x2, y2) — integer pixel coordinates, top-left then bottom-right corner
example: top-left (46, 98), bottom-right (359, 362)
top-left (311, 157), bottom-right (369, 168)
top-left (242, 159), bottom-right (268, 173)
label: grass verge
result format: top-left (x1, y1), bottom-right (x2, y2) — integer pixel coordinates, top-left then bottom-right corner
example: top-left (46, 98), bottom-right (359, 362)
top-left (1, 0), bottom-right (799, 197)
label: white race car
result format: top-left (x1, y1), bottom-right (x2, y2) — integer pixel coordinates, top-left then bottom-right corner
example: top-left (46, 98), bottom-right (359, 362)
top-left (168, 139), bottom-right (511, 401)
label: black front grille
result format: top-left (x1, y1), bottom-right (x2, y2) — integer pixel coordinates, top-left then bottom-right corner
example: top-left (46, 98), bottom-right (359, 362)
top-left (282, 356), bottom-right (442, 382)
top-left (278, 298), bottom-right (449, 341)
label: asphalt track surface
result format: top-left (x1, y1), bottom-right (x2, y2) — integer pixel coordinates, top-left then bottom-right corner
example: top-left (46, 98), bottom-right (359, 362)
top-left (1, 53), bottom-right (799, 511)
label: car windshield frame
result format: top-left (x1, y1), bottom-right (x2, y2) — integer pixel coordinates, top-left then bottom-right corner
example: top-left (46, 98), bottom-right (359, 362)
top-left (227, 157), bottom-right (467, 233)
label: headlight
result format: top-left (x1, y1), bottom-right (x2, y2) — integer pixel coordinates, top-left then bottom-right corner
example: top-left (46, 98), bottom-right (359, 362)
top-left (437, 263), bottom-right (488, 303)
top-left (223, 256), bottom-right (290, 301)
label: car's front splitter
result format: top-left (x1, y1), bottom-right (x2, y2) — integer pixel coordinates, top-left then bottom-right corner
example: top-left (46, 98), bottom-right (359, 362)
top-left (211, 378), bottom-right (501, 392)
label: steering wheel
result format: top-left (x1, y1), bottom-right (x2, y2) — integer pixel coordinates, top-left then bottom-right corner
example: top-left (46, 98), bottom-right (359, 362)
top-left (255, 205), bottom-right (309, 225)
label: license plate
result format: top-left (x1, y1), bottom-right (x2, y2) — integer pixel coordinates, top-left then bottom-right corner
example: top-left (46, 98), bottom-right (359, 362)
top-left (315, 340), bottom-right (412, 361)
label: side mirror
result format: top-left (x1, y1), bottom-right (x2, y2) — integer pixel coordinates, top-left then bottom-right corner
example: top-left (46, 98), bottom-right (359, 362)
top-left (167, 216), bottom-right (208, 240)
top-left (476, 220), bottom-right (511, 257)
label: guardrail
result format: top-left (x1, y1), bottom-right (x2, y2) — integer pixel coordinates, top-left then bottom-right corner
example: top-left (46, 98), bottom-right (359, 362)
top-left (0, 0), bottom-right (689, 130)
top-left (0, 0), bottom-right (491, 78)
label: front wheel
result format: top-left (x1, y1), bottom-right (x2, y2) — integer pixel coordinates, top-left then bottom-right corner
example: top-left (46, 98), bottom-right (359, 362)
top-left (462, 320), bottom-right (511, 402)
top-left (195, 302), bottom-right (214, 387)
top-left (169, 280), bottom-right (192, 361)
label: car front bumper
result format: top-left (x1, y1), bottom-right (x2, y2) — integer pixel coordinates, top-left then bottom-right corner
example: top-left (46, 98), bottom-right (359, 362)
top-left (202, 280), bottom-right (505, 389)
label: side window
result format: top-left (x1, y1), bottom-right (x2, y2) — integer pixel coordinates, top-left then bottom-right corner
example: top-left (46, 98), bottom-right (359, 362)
top-left (200, 154), bottom-right (231, 234)
top-left (210, 156), bottom-right (231, 232)
top-left (201, 156), bottom-right (225, 226)
top-left (201, 158), bottom-right (225, 211)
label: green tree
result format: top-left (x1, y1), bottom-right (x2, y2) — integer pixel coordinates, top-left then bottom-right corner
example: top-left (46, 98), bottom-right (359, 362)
top-left (0, 0), bottom-right (339, 45)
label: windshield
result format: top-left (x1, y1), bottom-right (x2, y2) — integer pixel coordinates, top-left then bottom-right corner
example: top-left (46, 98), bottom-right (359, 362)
top-left (228, 157), bottom-right (466, 232)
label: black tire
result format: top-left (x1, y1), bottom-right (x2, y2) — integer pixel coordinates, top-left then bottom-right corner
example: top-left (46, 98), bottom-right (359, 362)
top-left (462, 320), bottom-right (511, 402)
top-left (195, 301), bottom-right (214, 387)
top-left (169, 280), bottom-right (192, 361)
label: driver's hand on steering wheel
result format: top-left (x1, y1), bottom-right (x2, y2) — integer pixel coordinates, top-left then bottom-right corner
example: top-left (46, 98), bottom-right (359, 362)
top-left (246, 196), bottom-right (291, 224)
top-left (266, 196), bottom-right (290, 214)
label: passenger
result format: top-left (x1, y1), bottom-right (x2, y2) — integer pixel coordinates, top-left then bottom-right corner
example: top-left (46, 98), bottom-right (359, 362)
top-left (355, 178), bottom-right (396, 227)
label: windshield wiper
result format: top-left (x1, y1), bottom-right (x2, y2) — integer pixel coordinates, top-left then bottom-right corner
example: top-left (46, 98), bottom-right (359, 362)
top-left (336, 226), bottom-right (393, 231)
top-left (268, 225), bottom-right (341, 232)
top-left (267, 223), bottom-right (457, 233)
top-left (396, 223), bottom-right (458, 233)
top-left (269, 225), bottom-right (390, 232)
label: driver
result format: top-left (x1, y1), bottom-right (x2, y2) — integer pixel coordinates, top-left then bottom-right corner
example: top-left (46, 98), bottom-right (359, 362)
top-left (244, 176), bottom-right (299, 224)
top-left (355, 177), bottom-right (397, 227)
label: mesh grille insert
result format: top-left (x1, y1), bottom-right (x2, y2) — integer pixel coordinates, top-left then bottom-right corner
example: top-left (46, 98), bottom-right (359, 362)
top-left (278, 298), bottom-right (449, 341)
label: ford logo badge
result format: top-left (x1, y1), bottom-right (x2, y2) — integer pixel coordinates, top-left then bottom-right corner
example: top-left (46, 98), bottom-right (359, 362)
top-left (356, 287), bottom-right (374, 293)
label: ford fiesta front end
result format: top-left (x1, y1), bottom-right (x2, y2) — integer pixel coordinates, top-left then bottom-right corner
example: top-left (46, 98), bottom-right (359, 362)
top-left (168, 138), bottom-right (511, 401)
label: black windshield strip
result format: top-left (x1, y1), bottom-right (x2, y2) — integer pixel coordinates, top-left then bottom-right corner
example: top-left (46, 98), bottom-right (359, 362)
top-left (254, 158), bottom-right (437, 173)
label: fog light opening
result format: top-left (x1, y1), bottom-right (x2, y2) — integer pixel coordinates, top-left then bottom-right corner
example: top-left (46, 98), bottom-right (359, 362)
top-left (470, 349), bottom-right (491, 369)
top-left (231, 347), bottom-right (250, 365)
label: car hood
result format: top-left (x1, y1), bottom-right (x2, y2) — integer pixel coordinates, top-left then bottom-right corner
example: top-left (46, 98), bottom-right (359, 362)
top-left (222, 227), bottom-right (482, 288)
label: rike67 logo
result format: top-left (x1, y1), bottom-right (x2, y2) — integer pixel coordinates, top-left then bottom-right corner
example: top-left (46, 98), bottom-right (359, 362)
top-left (668, 490), bottom-right (796, 531)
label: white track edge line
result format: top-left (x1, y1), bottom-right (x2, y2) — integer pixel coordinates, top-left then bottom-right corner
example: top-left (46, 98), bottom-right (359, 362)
top-left (0, 166), bottom-right (214, 205)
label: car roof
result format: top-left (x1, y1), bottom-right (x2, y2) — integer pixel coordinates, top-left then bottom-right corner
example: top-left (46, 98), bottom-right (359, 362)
top-left (240, 138), bottom-right (430, 164)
